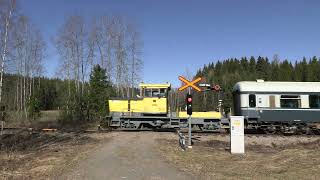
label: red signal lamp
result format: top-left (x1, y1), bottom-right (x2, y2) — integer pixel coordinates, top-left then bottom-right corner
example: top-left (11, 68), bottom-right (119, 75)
top-left (187, 97), bottom-right (192, 103)
top-left (212, 84), bottom-right (221, 91)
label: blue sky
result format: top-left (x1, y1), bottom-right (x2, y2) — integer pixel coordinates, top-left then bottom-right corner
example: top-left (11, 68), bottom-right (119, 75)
top-left (20, 0), bottom-right (320, 87)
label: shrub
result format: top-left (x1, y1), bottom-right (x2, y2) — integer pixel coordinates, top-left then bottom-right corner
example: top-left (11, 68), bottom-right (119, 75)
top-left (27, 97), bottom-right (41, 121)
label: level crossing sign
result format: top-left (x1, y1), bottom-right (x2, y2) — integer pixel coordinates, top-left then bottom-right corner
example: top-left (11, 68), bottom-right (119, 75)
top-left (178, 75), bottom-right (203, 148)
top-left (178, 76), bottom-right (202, 92)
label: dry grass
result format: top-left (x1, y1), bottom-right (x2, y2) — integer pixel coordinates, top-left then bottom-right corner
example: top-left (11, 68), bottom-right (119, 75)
top-left (38, 110), bottom-right (60, 123)
top-left (0, 131), bottom-right (109, 179)
top-left (157, 134), bottom-right (320, 180)
top-left (3, 110), bottom-right (60, 128)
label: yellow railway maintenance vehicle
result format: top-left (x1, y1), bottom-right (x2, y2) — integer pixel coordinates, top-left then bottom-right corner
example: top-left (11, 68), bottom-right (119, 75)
top-left (107, 83), bottom-right (228, 131)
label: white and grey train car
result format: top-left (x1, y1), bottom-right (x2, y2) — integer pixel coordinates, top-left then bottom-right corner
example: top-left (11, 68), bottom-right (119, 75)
top-left (232, 80), bottom-right (320, 134)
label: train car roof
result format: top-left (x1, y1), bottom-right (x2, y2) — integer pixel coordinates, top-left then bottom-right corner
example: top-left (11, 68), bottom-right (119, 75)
top-left (233, 80), bottom-right (320, 93)
top-left (139, 83), bottom-right (171, 89)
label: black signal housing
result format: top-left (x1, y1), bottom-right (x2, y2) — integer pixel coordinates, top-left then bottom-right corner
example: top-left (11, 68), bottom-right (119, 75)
top-left (186, 94), bottom-right (192, 115)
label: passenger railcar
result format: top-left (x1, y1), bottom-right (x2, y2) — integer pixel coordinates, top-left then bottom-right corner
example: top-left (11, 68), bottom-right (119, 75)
top-left (233, 80), bottom-right (320, 134)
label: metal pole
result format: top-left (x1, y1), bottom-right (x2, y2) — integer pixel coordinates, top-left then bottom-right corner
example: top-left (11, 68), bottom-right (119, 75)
top-left (188, 87), bottom-right (192, 148)
top-left (188, 115), bottom-right (192, 148)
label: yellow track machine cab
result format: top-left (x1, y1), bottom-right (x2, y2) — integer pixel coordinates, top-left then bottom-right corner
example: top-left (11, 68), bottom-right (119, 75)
top-left (107, 82), bottom-right (227, 131)
top-left (109, 83), bottom-right (171, 116)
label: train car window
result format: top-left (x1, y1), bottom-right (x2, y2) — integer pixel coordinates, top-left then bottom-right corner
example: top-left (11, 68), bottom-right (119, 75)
top-left (309, 95), bottom-right (320, 108)
top-left (280, 95), bottom-right (300, 108)
top-left (145, 89), bottom-right (152, 97)
top-left (151, 89), bottom-right (160, 97)
top-left (249, 94), bottom-right (256, 107)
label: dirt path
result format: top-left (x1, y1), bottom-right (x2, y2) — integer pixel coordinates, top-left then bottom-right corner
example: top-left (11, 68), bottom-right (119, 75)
top-left (63, 131), bottom-right (191, 180)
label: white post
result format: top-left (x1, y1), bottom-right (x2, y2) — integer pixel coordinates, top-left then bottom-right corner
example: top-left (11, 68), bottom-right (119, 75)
top-left (188, 115), bottom-right (192, 148)
top-left (230, 116), bottom-right (245, 154)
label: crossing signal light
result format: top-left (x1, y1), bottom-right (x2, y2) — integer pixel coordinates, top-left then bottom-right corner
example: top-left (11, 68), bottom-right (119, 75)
top-left (186, 94), bottom-right (192, 115)
top-left (213, 84), bottom-right (221, 91)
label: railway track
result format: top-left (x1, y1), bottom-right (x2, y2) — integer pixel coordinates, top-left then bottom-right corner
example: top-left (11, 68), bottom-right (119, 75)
top-left (190, 131), bottom-right (320, 138)
top-left (1, 126), bottom-right (319, 136)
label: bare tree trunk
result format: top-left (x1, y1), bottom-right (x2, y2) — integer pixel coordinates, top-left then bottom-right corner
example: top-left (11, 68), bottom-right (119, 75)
top-left (131, 48), bottom-right (135, 98)
top-left (20, 70), bottom-right (22, 113)
top-left (15, 77), bottom-right (19, 110)
top-left (23, 69), bottom-right (27, 119)
top-left (0, 3), bottom-right (13, 105)
top-left (127, 26), bottom-right (142, 99)
top-left (30, 76), bottom-right (33, 98)
top-left (38, 76), bottom-right (40, 91)
top-left (106, 38), bottom-right (112, 82)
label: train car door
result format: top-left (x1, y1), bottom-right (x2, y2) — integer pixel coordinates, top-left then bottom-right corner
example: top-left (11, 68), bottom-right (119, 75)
top-left (256, 94), bottom-right (268, 108)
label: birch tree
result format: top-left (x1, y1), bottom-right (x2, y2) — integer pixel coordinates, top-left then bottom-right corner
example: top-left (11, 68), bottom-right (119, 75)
top-left (0, 0), bottom-right (15, 105)
top-left (56, 14), bottom-right (144, 101)
top-left (11, 15), bottom-right (45, 119)
top-left (55, 15), bottom-right (92, 95)
top-left (91, 15), bottom-right (113, 80)
top-left (111, 17), bottom-right (126, 97)
top-left (126, 24), bottom-right (143, 98)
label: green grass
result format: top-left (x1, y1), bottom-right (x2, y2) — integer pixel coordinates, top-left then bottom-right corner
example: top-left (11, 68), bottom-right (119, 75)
top-left (3, 110), bottom-right (60, 127)
top-left (38, 110), bottom-right (61, 122)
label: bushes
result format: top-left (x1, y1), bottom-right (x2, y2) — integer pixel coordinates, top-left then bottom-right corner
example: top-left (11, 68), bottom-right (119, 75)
top-left (27, 97), bottom-right (41, 121)
top-left (58, 64), bottom-right (114, 128)
top-left (58, 95), bottom-right (88, 126)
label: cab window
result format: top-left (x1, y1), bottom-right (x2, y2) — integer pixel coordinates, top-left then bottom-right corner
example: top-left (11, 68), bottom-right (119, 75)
top-left (159, 89), bottom-right (166, 97)
top-left (144, 88), bottom-right (167, 98)
top-left (145, 89), bottom-right (152, 97)
top-left (151, 89), bottom-right (159, 97)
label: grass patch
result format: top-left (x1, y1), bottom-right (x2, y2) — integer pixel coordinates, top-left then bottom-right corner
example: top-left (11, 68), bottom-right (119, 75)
top-left (0, 131), bottom-right (101, 179)
top-left (158, 137), bottom-right (320, 180)
top-left (38, 110), bottom-right (60, 122)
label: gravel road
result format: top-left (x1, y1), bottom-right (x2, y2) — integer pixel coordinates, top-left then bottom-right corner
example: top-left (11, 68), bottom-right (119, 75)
top-left (63, 131), bottom-right (192, 180)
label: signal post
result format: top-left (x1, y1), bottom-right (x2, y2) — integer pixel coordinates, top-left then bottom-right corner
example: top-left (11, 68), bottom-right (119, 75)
top-left (186, 87), bottom-right (192, 148)
top-left (179, 76), bottom-right (222, 149)
top-left (178, 76), bottom-right (202, 148)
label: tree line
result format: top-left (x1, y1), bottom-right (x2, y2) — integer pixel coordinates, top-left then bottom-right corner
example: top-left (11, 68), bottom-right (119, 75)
top-left (55, 14), bottom-right (142, 99)
top-left (0, 0), bottom-right (45, 121)
top-left (193, 55), bottom-right (320, 112)
top-left (0, 0), bottom-right (143, 124)
top-left (54, 14), bottom-right (142, 124)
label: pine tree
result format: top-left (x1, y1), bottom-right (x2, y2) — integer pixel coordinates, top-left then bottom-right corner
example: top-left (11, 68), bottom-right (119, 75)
top-left (309, 56), bottom-right (319, 81)
top-left (271, 58), bottom-right (280, 81)
top-left (256, 56), bottom-right (269, 80)
top-left (88, 64), bottom-right (114, 121)
top-left (279, 60), bottom-right (293, 81)
top-left (300, 57), bottom-right (311, 81)
top-left (248, 56), bottom-right (256, 80)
